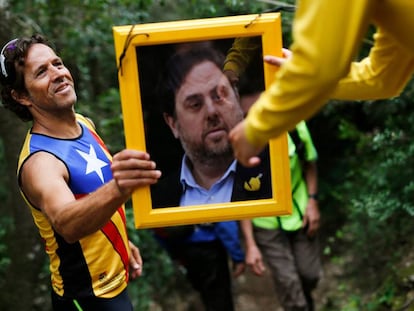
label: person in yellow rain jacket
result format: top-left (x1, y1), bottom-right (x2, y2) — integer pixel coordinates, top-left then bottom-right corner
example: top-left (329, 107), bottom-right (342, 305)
top-left (227, 0), bottom-right (414, 167)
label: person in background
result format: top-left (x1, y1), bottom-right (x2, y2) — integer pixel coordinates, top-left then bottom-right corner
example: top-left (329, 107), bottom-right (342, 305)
top-left (231, 57), bottom-right (322, 309)
top-left (0, 34), bottom-right (161, 310)
top-left (227, 1), bottom-right (414, 167)
top-left (241, 115), bottom-right (321, 311)
top-left (151, 47), bottom-right (273, 311)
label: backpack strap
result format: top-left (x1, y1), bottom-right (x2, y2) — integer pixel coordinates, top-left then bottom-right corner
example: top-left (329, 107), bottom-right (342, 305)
top-left (289, 128), bottom-right (306, 166)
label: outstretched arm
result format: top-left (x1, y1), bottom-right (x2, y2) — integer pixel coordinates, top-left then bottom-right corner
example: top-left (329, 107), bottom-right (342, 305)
top-left (230, 0), bottom-right (374, 166)
top-left (20, 149), bottom-right (161, 243)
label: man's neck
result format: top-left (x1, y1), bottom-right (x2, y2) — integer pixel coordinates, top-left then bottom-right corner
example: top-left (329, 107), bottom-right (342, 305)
top-left (187, 156), bottom-right (233, 190)
top-left (32, 112), bottom-right (80, 138)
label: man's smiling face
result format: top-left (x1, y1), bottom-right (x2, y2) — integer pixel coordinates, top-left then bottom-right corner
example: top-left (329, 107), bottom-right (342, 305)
top-left (19, 43), bottom-right (76, 116)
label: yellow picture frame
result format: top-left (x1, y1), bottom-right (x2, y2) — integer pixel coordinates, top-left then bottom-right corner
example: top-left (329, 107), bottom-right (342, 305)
top-left (113, 13), bottom-right (292, 229)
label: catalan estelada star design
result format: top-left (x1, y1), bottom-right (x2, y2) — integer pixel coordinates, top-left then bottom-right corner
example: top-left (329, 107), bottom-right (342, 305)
top-left (76, 144), bottom-right (108, 183)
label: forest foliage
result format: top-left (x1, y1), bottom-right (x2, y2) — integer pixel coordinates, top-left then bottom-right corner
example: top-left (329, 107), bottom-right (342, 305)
top-left (0, 0), bottom-right (413, 310)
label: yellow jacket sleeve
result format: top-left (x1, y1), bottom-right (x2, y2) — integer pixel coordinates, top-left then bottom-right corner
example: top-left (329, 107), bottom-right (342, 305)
top-left (244, 0), bottom-right (414, 147)
top-left (223, 36), bottom-right (262, 77)
top-left (332, 28), bottom-right (414, 100)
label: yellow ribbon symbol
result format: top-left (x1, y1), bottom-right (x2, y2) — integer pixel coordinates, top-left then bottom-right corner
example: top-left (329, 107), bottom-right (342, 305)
top-left (244, 173), bottom-right (263, 192)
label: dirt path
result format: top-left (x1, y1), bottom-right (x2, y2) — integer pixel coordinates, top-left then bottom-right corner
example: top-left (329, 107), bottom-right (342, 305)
top-left (149, 260), bottom-right (333, 310)
top-left (234, 268), bottom-right (282, 311)
top-left (234, 260), bottom-right (335, 311)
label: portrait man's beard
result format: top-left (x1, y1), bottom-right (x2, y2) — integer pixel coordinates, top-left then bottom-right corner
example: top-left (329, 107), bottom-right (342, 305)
top-left (178, 114), bottom-right (240, 167)
top-left (184, 138), bottom-right (234, 167)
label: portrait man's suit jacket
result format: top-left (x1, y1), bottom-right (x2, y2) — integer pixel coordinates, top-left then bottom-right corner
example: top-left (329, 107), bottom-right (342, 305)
top-left (151, 147), bottom-right (272, 240)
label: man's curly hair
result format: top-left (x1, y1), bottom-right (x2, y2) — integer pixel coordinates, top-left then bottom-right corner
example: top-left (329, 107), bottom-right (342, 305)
top-left (0, 34), bottom-right (54, 121)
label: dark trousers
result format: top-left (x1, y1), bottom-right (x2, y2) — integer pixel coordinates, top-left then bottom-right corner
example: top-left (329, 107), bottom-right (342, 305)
top-left (176, 240), bottom-right (234, 311)
top-left (51, 287), bottom-right (133, 311)
top-left (254, 227), bottom-right (321, 311)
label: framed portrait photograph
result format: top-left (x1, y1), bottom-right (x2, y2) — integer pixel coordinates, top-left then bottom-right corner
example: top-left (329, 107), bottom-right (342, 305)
top-left (113, 13), bottom-right (292, 229)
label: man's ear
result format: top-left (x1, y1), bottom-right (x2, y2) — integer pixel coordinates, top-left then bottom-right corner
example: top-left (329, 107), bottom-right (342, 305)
top-left (11, 89), bottom-right (31, 107)
top-left (163, 112), bottom-right (179, 139)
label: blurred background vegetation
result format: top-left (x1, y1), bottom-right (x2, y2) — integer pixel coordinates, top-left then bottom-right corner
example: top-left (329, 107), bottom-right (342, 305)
top-left (0, 0), bottom-right (413, 310)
